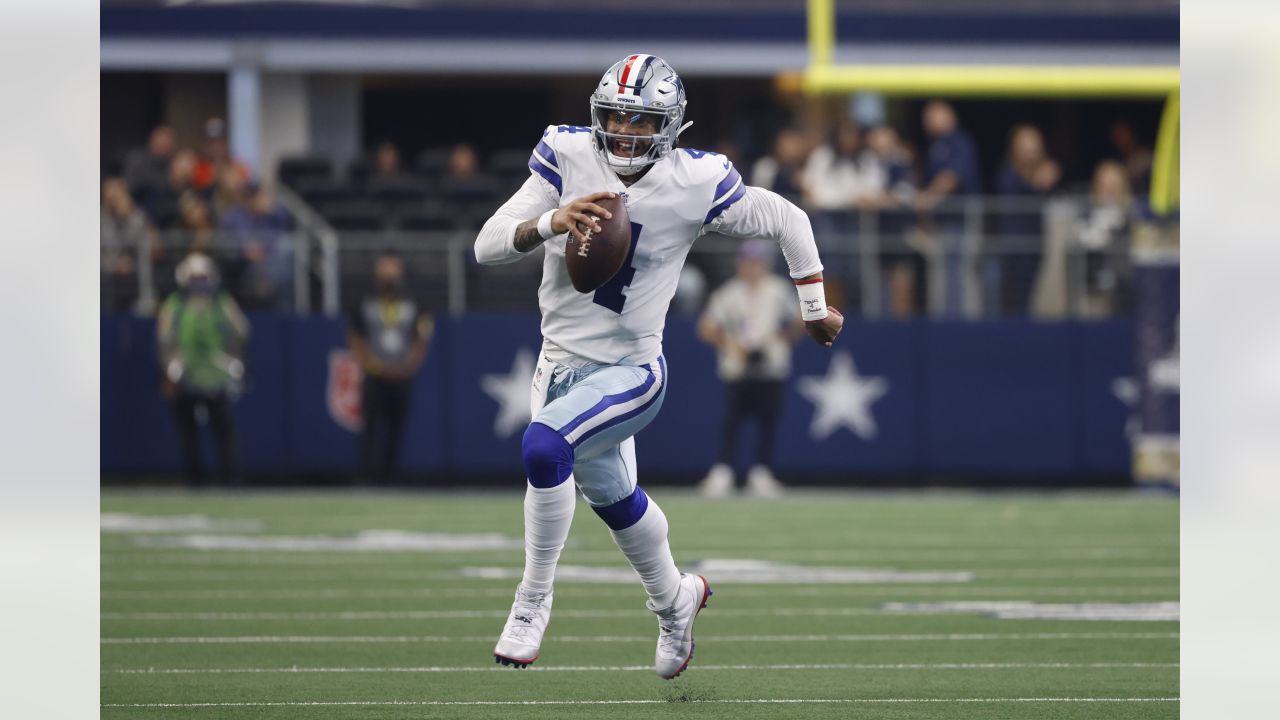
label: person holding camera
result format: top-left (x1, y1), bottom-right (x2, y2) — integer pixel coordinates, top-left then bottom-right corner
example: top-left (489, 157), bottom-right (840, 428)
top-left (697, 240), bottom-right (804, 498)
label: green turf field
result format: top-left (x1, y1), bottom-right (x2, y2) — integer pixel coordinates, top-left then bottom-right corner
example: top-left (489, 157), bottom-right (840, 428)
top-left (101, 490), bottom-right (1179, 718)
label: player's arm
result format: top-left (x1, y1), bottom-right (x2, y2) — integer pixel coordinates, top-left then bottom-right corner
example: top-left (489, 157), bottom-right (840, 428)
top-left (709, 183), bottom-right (844, 347)
top-left (474, 178), bottom-right (617, 263)
top-left (474, 176), bottom-right (560, 265)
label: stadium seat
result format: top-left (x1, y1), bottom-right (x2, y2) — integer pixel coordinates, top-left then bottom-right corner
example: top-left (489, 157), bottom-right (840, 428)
top-left (346, 156), bottom-right (373, 189)
top-left (443, 175), bottom-right (500, 206)
top-left (278, 156), bottom-right (334, 188)
top-left (488, 148), bottom-right (531, 176)
top-left (367, 175), bottom-right (429, 205)
top-left (396, 207), bottom-right (458, 232)
top-left (415, 148), bottom-right (452, 176)
top-left (320, 199), bottom-right (387, 232)
top-left (296, 177), bottom-right (357, 208)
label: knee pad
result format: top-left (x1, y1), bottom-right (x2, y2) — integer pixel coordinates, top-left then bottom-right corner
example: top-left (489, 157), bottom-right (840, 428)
top-left (592, 486), bottom-right (650, 531)
top-left (522, 422), bottom-right (574, 489)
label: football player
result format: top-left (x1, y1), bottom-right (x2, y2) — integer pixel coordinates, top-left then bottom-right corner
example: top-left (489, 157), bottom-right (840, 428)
top-left (474, 54), bottom-right (843, 678)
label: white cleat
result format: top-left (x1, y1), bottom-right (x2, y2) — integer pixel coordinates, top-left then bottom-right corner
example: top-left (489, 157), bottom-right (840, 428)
top-left (698, 463), bottom-right (734, 498)
top-left (651, 573), bottom-right (712, 679)
top-left (493, 585), bottom-right (552, 669)
top-left (745, 464), bottom-right (785, 499)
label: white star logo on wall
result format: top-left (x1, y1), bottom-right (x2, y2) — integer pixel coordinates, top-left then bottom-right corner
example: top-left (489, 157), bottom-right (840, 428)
top-left (797, 351), bottom-right (889, 441)
top-left (480, 347), bottom-right (535, 438)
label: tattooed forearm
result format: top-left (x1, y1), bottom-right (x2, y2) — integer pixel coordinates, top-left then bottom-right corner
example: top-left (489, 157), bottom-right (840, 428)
top-left (513, 219), bottom-right (545, 253)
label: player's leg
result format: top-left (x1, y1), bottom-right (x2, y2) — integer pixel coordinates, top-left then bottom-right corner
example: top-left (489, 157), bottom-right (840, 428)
top-left (525, 357), bottom-right (675, 609)
top-left (563, 359), bottom-right (712, 678)
top-left (518, 356), bottom-right (671, 603)
top-left (576, 439), bottom-right (681, 609)
top-left (495, 356), bottom-right (572, 668)
top-left (575, 438), bottom-right (711, 679)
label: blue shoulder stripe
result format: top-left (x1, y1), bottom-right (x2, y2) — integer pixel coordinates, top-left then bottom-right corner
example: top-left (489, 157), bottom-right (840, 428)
top-left (713, 166), bottom-right (741, 202)
top-left (706, 169), bottom-right (747, 222)
top-left (534, 139), bottom-right (559, 170)
top-left (528, 155), bottom-right (562, 194)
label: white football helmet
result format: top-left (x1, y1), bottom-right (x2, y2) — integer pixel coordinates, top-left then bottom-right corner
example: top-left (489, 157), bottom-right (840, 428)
top-left (589, 54), bottom-right (690, 176)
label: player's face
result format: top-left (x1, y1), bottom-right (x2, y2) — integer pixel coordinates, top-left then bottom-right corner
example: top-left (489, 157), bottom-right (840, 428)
top-left (601, 109), bottom-right (659, 158)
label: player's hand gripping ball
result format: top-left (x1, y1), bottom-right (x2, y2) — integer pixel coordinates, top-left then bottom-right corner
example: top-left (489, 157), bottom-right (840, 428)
top-left (559, 191), bottom-right (631, 293)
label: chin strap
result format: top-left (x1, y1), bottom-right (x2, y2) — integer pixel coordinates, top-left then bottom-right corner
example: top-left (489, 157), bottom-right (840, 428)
top-left (676, 121), bottom-right (693, 136)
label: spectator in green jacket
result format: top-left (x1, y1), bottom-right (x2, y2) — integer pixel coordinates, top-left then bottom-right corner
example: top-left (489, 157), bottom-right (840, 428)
top-left (157, 253), bottom-right (250, 486)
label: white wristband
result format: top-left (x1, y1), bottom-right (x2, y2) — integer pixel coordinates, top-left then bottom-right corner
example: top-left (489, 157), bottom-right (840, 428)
top-left (796, 280), bottom-right (829, 321)
top-left (536, 209), bottom-right (558, 240)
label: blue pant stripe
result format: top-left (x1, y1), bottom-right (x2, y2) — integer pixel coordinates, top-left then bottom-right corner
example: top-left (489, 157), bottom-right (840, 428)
top-left (558, 360), bottom-right (659, 439)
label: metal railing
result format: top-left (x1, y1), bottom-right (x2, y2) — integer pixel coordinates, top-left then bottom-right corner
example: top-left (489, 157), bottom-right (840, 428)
top-left (102, 194), bottom-right (1147, 319)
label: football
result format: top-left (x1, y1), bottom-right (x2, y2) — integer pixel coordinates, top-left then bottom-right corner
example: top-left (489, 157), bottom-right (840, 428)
top-left (564, 194), bottom-right (630, 293)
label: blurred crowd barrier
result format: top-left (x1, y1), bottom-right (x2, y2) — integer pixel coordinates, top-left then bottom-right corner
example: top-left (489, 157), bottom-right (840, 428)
top-left (103, 193), bottom-right (1148, 321)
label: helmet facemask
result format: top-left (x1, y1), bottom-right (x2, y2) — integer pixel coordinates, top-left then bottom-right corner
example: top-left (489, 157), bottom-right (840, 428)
top-left (590, 103), bottom-right (677, 175)
top-left (589, 54), bottom-right (689, 176)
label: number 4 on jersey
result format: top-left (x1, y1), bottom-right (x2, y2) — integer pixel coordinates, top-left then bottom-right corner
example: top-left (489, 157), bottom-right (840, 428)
top-left (592, 222), bottom-right (642, 313)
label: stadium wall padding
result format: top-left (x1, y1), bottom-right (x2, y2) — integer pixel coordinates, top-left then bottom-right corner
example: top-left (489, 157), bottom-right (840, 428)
top-left (100, 313), bottom-right (1135, 479)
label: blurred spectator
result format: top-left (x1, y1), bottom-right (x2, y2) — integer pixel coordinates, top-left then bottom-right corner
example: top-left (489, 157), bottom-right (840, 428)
top-left (861, 126), bottom-right (925, 317)
top-left (157, 253), bottom-right (250, 486)
top-left (347, 253), bottom-right (434, 484)
top-left (802, 120), bottom-right (885, 211)
top-left (447, 142), bottom-right (479, 181)
top-left (801, 119), bottom-right (885, 309)
top-left (101, 178), bottom-right (151, 310)
top-left (219, 182), bottom-right (295, 310)
top-left (138, 148), bottom-right (202, 227)
top-left (1076, 160), bottom-right (1134, 316)
top-left (212, 165), bottom-right (250, 221)
top-left (169, 149), bottom-right (198, 197)
top-left (696, 240), bottom-right (802, 499)
top-left (1110, 120), bottom-right (1153, 196)
top-left (917, 100), bottom-right (981, 317)
top-left (123, 125), bottom-right (176, 209)
top-left (177, 191), bottom-right (216, 255)
top-left (750, 127), bottom-right (809, 202)
top-left (193, 118), bottom-right (251, 191)
top-left (372, 141), bottom-right (409, 181)
top-left (989, 124), bottom-right (1061, 315)
top-left (443, 142), bottom-right (497, 214)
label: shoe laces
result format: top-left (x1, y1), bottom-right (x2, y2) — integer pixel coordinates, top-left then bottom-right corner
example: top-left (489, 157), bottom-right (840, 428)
top-left (654, 599), bottom-right (684, 656)
top-left (503, 588), bottom-right (547, 641)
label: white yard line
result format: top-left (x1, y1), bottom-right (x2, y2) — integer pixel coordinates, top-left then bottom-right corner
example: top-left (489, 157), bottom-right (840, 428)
top-left (102, 697), bottom-right (1180, 708)
top-left (981, 568), bottom-right (1178, 579)
top-left (99, 548), bottom-right (1176, 564)
top-left (105, 661), bottom-right (1180, 675)
top-left (101, 585), bottom-right (1178, 600)
top-left (101, 632), bottom-right (1179, 645)
top-left (103, 609), bottom-right (890, 621)
top-left (100, 606), bottom-right (1180, 621)
top-left (99, 566), bottom-right (1177, 581)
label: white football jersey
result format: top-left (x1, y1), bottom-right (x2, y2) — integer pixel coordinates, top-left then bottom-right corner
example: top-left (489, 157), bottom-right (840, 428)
top-left (527, 124), bottom-right (747, 366)
top-left (475, 124), bottom-right (823, 367)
